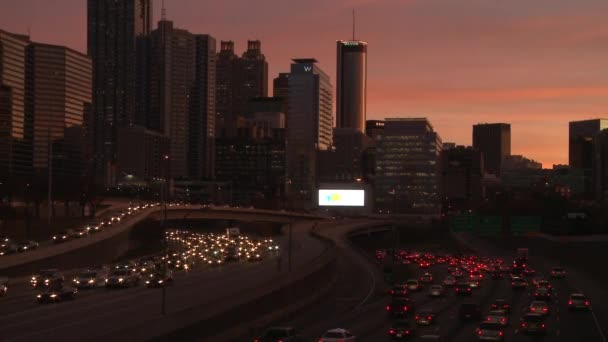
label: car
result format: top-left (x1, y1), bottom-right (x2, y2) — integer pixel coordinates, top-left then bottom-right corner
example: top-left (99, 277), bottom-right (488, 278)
top-left (137, 261), bottom-right (157, 275)
top-left (568, 293), bottom-right (591, 311)
top-left (470, 272), bottom-right (483, 281)
top-left (406, 279), bottom-right (420, 291)
top-left (550, 267), bottom-right (566, 278)
top-left (389, 320), bottom-right (415, 339)
top-left (476, 322), bottom-right (504, 341)
top-left (0, 236), bottom-right (10, 248)
top-left (486, 310), bottom-right (508, 326)
top-left (31, 269), bottom-right (64, 288)
top-left (428, 284), bottom-right (444, 297)
top-left (0, 277), bottom-right (7, 297)
top-left (86, 222), bottom-right (102, 233)
top-left (113, 261), bottom-right (139, 272)
top-left (74, 227), bottom-right (90, 238)
top-left (417, 335), bottom-right (446, 342)
top-left (419, 272), bottom-right (433, 283)
top-left (490, 299), bottom-right (511, 313)
top-left (73, 270), bottom-right (105, 289)
top-left (455, 282), bottom-right (472, 296)
top-left (443, 276), bottom-right (457, 286)
top-left (386, 298), bottom-right (415, 317)
top-left (415, 310), bottom-right (437, 325)
top-left (527, 301), bottom-right (549, 316)
top-left (536, 280), bottom-right (553, 289)
top-left (105, 269), bottom-right (139, 288)
top-left (469, 280), bottom-right (481, 289)
top-left (520, 313), bottom-right (547, 335)
top-left (254, 327), bottom-right (303, 342)
top-left (451, 270), bottom-right (465, 278)
top-left (16, 240), bottom-right (39, 252)
top-left (419, 260), bottom-right (431, 268)
top-left (534, 287), bottom-right (552, 301)
top-left (247, 251), bottom-right (263, 261)
top-left (389, 284), bottom-right (408, 297)
top-left (319, 328), bottom-right (356, 342)
top-left (36, 285), bottom-right (77, 303)
top-left (459, 302), bottom-right (481, 321)
top-left (52, 230), bottom-right (75, 243)
top-left (145, 271), bottom-right (174, 287)
top-left (490, 271), bottom-right (503, 280)
top-left (511, 277), bottom-right (527, 290)
top-left (523, 268), bottom-right (536, 276)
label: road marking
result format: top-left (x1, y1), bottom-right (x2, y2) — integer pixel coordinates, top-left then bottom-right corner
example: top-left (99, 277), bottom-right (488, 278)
top-left (591, 310), bottom-right (607, 342)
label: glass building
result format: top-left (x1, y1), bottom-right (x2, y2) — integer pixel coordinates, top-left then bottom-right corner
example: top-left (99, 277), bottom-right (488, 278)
top-left (375, 118), bottom-right (442, 214)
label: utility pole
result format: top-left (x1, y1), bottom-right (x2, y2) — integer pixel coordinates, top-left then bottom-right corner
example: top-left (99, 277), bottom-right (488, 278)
top-left (47, 128), bottom-right (53, 224)
top-left (288, 218), bottom-right (293, 273)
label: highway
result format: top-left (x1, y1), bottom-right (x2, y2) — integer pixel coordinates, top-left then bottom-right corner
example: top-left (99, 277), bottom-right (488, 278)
top-left (0, 220), bottom-right (326, 341)
top-left (251, 225), bottom-right (607, 342)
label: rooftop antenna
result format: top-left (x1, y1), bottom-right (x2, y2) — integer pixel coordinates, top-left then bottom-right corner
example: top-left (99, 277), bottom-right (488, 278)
top-left (161, 0), bottom-right (167, 20)
top-left (352, 9), bottom-right (356, 41)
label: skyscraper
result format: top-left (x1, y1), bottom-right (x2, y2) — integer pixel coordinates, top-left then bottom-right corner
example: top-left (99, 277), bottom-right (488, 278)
top-left (336, 40), bottom-right (367, 132)
top-left (472, 123), bottom-right (511, 176)
top-left (365, 120), bottom-right (384, 140)
top-left (27, 43), bottom-right (92, 177)
top-left (285, 58), bottom-right (333, 202)
top-left (237, 40), bottom-right (268, 114)
top-left (273, 73), bottom-right (290, 101)
top-left (440, 146), bottom-right (484, 211)
top-left (0, 29), bottom-right (32, 183)
top-left (87, 0), bottom-right (152, 185)
top-left (375, 118), bottom-right (442, 214)
top-left (569, 119), bottom-right (608, 196)
top-left (147, 18), bottom-right (216, 180)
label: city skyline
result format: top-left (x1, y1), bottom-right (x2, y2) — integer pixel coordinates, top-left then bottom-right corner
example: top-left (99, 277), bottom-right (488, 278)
top-left (2, 0), bottom-right (608, 167)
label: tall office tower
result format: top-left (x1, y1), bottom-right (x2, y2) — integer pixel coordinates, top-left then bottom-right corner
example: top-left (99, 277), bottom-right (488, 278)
top-left (375, 118), bottom-right (442, 214)
top-left (570, 119), bottom-right (608, 196)
top-left (148, 18), bottom-right (216, 180)
top-left (216, 41), bottom-right (238, 122)
top-left (365, 119), bottom-right (384, 140)
top-left (0, 30), bottom-right (32, 184)
top-left (472, 123), bottom-right (511, 176)
top-left (27, 43), bottom-right (92, 177)
top-left (87, 0), bottom-right (152, 185)
top-left (236, 40), bottom-right (268, 114)
top-left (593, 129), bottom-right (608, 202)
top-left (336, 40), bottom-right (367, 131)
top-left (285, 59), bottom-right (333, 202)
top-left (273, 73), bottom-right (290, 101)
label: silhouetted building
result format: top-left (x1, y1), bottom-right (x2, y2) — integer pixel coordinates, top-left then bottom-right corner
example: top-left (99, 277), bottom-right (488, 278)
top-left (593, 130), bottom-right (608, 202)
top-left (117, 126), bottom-right (169, 182)
top-left (501, 155), bottom-right (545, 189)
top-left (570, 119), bottom-right (608, 196)
top-left (215, 40), bottom-right (268, 122)
top-left (285, 59), bottom-right (333, 203)
top-left (336, 40), bottom-right (367, 132)
top-left (147, 19), bottom-right (216, 180)
top-left (365, 120), bottom-right (384, 140)
top-left (440, 146), bottom-right (483, 211)
top-left (0, 30), bottom-right (32, 183)
top-left (27, 43), bottom-right (92, 178)
top-left (87, 0), bottom-right (152, 185)
top-left (273, 73), bottom-right (290, 107)
top-left (375, 118), bottom-right (442, 214)
top-left (442, 142), bottom-right (456, 150)
top-left (472, 123), bottom-right (510, 176)
top-left (318, 128), bottom-right (374, 183)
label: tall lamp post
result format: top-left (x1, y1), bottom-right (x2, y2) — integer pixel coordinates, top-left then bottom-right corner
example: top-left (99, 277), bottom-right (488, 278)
top-left (160, 154), bottom-right (169, 315)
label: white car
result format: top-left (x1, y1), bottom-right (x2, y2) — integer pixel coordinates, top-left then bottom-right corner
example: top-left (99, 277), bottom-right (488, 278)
top-left (319, 328), bottom-right (356, 342)
top-left (486, 310), bottom-right (508, 326)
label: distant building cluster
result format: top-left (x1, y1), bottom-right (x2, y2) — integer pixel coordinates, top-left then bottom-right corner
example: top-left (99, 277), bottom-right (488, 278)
top-left (2, 0), bottom-right (607, 214)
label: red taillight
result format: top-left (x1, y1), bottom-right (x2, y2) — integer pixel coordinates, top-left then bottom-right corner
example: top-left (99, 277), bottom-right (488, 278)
top-left (531, 307), bottom-right (536, 311)
top-left (585, 301), bottom-right (590, 306)
top-left (428, 316), bottom-right (432, 320)
top-left (386, 305), bottom-right (390, 311)
top-left (477, 330), bottom-right (482, 335)
top-left (415, 315), bottom-right (419, 320)
top-left (521, 322), bottom-right (527, 328)
top-left (542, 308), bottom-right (548, 312)
top-left (406, 330), bottom-right (411, 335)
top-left (487, 317), bottom-right (491, 321)
top-left (389, 329), bottom-right (395, 334)
top-left (403, 305), bottom-right (408, 311)
top-left (501, 318), bottom-right (506, 322)
top-left (499, 331), bottom-right (503, 336)
top-left (541, 323), bottom-right (546, 328)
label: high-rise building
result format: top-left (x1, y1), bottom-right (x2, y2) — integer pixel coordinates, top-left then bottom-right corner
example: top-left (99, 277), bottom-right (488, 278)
top-left (375, 118), bottom-right (442, 214)
top-left (27, 43), bottom-right (92, 177)
top-left (336, 40), bottom-right (367, 132)
top-left (87, 0), bottom-right (152, 185)
top-left (147, 18), bottom-right (216, 180)
top-left (285, 59), bottom-right (333, 202)
top-left (569, 119), bottom-right (608, 196)
top-left (0, 30), bottom-right (32, 184)
top-left (472, 123), bottom-right (511, 176)
top-left (593, 129), bottom-right (608, 202)
top-left (365, 120), bottom-right (384, 140)
top-left (440, 146), bottom-right (483, 211)
top-left (273, 73), bottom-right (290, 102)
top-left (215, 40), bottom-right (268, 122)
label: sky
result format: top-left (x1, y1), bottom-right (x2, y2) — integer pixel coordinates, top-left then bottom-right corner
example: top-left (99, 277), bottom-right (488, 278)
top-left (2, 0), bottom-right (608, 167)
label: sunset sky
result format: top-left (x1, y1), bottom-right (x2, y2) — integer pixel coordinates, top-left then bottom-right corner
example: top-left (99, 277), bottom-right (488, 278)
top-left (2, 0), bottom-right (608, 167)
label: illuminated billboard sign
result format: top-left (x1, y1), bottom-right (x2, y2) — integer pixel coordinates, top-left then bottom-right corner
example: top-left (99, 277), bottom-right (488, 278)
top-left (318, 189), bottom-right (365, 207)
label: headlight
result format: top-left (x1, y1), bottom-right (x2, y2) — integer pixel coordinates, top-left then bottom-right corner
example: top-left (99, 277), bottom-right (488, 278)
top-left (88, 279), bottom-right (95, 284)
top-left (118, 278), bottom-right (124, 282)
top-left (50, 294), bottom-right (57, 298)
top-left (73, 278), bottom-right (78, 283)
top-left (32, 277), bottom-right (36, 281)
top-left (145, 280), bottom-right (150, 284)
top-left (37, 294), bottom-right (42, 298)
top-left (105, 279), bottom-right (109, 283)
top-left (158, 280), bottom-right (164, 284)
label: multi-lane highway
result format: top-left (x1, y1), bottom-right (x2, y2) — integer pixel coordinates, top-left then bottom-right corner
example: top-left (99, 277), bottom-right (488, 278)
top-left (0, 220), bottom-right (326, 342)
top-left (252, 225), bottom-right (606, 342)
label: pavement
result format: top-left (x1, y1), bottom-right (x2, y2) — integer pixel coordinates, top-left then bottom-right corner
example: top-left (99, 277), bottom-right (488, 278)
top-left (0, 220), bottom-right (326, 341)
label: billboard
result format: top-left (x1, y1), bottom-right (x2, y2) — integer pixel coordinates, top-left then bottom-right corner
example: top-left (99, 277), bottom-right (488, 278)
top-left (318, 189), bottom-right (365, 207)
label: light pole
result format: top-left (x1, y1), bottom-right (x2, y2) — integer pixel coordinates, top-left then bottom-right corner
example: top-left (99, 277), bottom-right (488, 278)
top-left (160, 154), bottom-right (169, 315)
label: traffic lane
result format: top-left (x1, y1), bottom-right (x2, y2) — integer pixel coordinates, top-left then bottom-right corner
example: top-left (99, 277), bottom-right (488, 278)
top-left (1, 223), bottom-right (325, 341)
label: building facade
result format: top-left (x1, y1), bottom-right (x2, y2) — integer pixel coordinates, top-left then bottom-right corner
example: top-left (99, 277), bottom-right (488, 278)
top-left (27, 43), bottom-right (92, 178)
top-left (285, 59), bottom-right (333, 203)
top-left (0, 30), bottom-right (32, 184)
top-left (375, 118), bottom-right (442, 214)
top-left (440, 146), bottom-right (484, 211)
top-left (87, 0), bottom-right (152, 185)
top-left (472, 123), bottom-right (511, 176)
top-left (336, 40), bottom-right (367, 132)
top-left (318, 128), bottom-right (374, 183)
